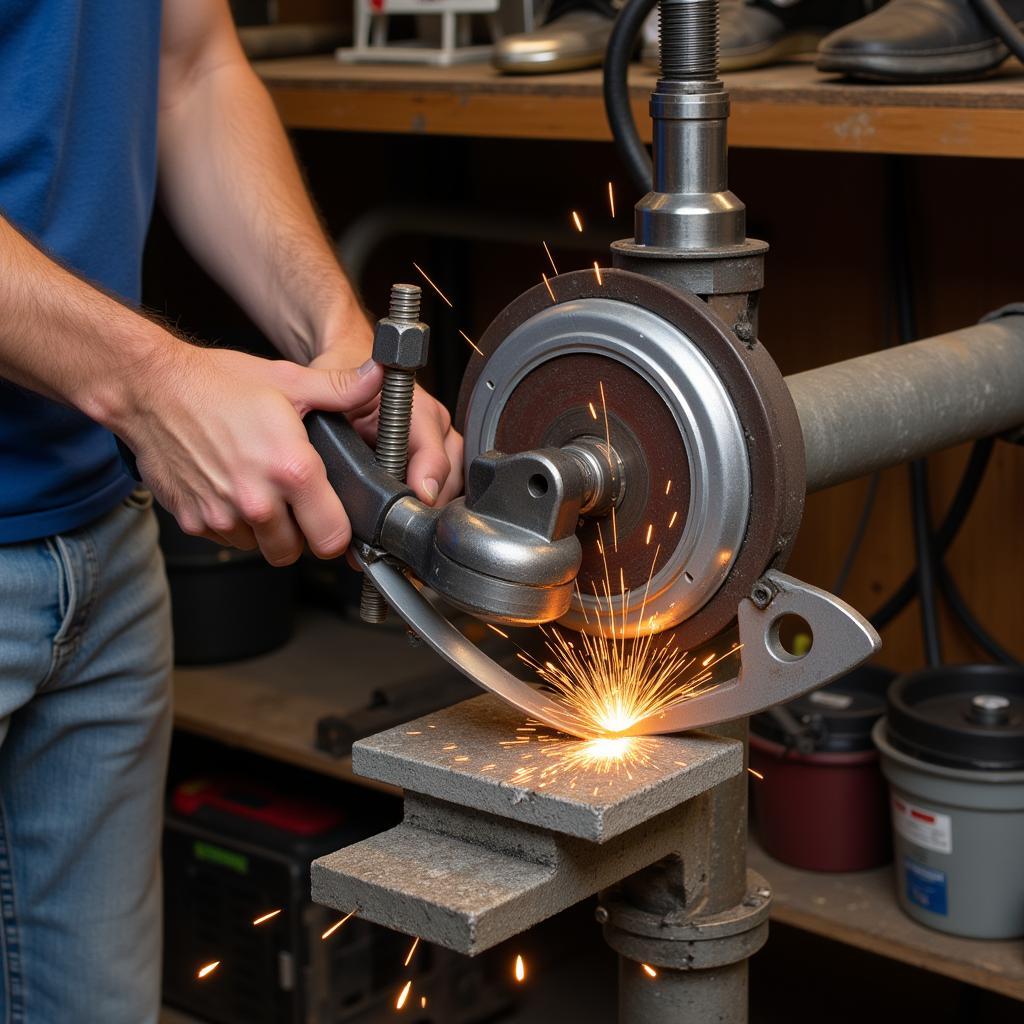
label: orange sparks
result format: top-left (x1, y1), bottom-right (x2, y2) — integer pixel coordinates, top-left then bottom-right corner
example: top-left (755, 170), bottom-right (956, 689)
top-left (412, 262), bottom-right (453, 308)
top-left (588, 401), bottom-right (598, 420)
top-left (421, 996), bottom-right (427, 1009)
top-left (197, 961), bottom-right (220, 979)
top-left (668, 510), bottom-right (678, 528)
top-left (571, 210), bottom-right (583, 232)
top-left (701, 652), bottom-right (716, 667)
top-left (593, 262), bottom-right (604, 286)
top-left (487, 623), bottom-right (510, 639)
top-left (642, 964), bottom-right (658, 979)
top-left (608, 181), bottom-right (616, 218)
top-left (665, 479), bottom-right (672, 495)
top-left (542, 240), bottom-right (559, 276)
top-left (396, 980), bottom-right (412, 1010)
top-left (514, 954), bottom-right (526, 982)
top-left (645, 524), bottom-right (653, 546)
top-left (522, 549), bottom-right (740, 735)
top-left (542, 272), bottom-right (556, 302)
top-left (321, 908), bottom-right (357, 940)
top-left (748, 767), bottom-right (765, 780)
top-left (459, 329), bottom-right (484, 356)
top-left (403, 936), bottom-right (420, 966)
top-left (252, 909), bottom-right (281, 926)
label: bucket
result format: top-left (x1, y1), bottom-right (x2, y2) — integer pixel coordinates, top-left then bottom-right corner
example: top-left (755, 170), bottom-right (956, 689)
top-left (750, 666), bottom-right (893, 872)
top-left (874, 665), bottom-right (1024, 939)
top-left (156, 505), bottom-right (296, 665)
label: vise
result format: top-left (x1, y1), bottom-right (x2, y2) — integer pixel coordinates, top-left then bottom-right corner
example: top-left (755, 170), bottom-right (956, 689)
top-left (304, 1), bottom-right (1024, 1020)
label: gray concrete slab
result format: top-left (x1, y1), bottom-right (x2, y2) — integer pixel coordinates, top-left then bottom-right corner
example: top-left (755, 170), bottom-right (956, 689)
top-left (351, 694), bottom-right (742, 842)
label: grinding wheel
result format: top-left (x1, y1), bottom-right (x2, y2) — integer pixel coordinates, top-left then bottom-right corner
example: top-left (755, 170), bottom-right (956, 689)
top-left (457, 269), bottom-right (805, 652)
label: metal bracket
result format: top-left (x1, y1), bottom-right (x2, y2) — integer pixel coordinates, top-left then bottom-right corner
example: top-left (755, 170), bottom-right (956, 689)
top-left (360, 556), bottom-right (880, 739)
top-left (627, 571), bottom-right (881, 735)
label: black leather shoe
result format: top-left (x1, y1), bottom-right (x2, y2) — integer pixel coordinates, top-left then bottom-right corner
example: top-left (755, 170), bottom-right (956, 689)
top-left (720, 0), bottom-right (880, 71)
top-left (817, 0), bottom-right (1024, 82)
top-left (642, 1), bottom-right (879, 71)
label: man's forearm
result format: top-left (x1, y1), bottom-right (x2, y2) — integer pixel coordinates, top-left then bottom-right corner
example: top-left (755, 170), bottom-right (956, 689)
top-left (157, 22), bottom-right (369, 364)
top-left (0, 210), bottom-right (386, 565)
top-left (0, 215), bottom-right (178, 431)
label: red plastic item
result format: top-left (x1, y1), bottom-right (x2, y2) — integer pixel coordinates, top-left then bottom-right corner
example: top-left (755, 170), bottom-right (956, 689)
top-left (750, 734), bottom-right (891, 872)
top-left (172, 778), bottom-right (345, 837)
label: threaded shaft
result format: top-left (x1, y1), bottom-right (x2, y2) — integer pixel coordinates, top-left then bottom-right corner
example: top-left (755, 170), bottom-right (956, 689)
top-left (361, 283), bottom-right (422, 625)
top-left (388, 283), bottom-right (421, 322)
top-left (360, 575), bottom-right (389, 623)
top-left (375, 369), bottom-right (415, 480)
top-left (659, 0), bottom-right (718, 81)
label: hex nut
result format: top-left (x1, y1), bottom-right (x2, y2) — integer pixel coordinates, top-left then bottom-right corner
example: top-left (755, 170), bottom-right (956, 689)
top-left (373, 319), bottom-right (430, 369)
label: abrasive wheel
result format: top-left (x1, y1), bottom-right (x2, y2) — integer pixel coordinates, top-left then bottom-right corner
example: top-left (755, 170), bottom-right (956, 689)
top-left (457, 269), bottom-right (806, 652)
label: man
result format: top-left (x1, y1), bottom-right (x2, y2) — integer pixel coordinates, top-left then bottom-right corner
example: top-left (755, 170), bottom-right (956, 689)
top-left (0, 1), bottom-right (462, 1019)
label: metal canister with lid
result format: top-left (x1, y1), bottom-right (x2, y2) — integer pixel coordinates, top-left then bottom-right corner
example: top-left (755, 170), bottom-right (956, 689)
top-left (750, 665), bottom-right (894, 872)
top-left (873, 665), bottom-right (1024, 939)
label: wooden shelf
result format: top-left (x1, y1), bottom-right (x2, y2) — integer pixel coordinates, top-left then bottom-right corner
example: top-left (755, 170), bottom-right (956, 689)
top-left (172, 609), bottom-right (459, 792)
top-left (748, 839), bottom-right (1024, 1002)
top-left (258, 55), bottom-right (1024, 158)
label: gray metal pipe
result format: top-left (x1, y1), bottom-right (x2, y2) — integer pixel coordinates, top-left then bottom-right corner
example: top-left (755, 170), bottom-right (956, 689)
top-left (619, 959), bottom-right (747, 1024)
top-left (787, 315), bottom-right (1024, 493)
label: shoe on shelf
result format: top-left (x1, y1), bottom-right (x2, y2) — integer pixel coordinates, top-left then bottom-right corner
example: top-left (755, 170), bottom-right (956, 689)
top-left (817, 0), bottom-right (1024, 82)
top-left (493, 0), bottom-right (617, 74)
top-left (644, 0), bottom-right (880, 72)
top-left (721, 0), bottom-right (881, 71)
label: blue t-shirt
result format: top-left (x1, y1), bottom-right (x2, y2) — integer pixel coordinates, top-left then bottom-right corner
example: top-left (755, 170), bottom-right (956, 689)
top-left (0, 1), bottom-right (163, 542)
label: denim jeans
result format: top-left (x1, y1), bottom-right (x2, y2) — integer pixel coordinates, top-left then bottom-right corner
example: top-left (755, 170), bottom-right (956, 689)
top-left (0, 490), bottom-right (172, 1023)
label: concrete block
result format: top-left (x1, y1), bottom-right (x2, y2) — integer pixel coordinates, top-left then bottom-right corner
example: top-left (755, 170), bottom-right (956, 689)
top-left (311, 695), bottom-right (744, 954)
top-left (351, 694), bottom-right (742, 842)
top-left (312, 796), bottom-right (703, 955)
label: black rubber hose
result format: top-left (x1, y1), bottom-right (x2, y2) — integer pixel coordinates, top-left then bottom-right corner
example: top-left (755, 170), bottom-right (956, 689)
top-left (940, 565), bottom-right (1020, 665)
top-left (603, 0), bottom-right (656, 195)
top-left (888, 157), bottom-right (944, 665)
top-left (832, 472), bottom-right (880, 597)
top-left (909, 460), bottom-right (944, 664)
top-left (974, 0), bottom-right (1024, 64)
top-left (869, 439), bottom-right (994, 629)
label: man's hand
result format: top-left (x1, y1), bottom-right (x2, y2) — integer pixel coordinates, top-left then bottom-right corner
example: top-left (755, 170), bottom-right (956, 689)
top-left (119, 345), bottom-right (384, 566)
top-left (311, 342), bottom-right (464, 509)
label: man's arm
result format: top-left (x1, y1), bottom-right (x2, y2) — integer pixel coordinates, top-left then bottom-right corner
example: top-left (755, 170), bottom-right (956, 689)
top-left (0, 213), bottom-right (383, 565)
top-left (158, 0), bottom-right (463, 506)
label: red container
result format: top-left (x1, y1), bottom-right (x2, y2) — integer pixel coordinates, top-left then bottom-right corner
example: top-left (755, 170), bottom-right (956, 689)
top-left (750, 666), bottom-right (893, 872)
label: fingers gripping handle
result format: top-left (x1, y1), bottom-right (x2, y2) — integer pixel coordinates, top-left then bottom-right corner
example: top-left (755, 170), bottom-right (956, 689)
top-left (306, 411), bottom-right (414, 545)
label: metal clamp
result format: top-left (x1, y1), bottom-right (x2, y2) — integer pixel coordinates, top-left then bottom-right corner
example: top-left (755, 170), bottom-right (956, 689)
top-left (600, 869), bottom-right (772, 970)
top-left (358, 555), bottom-right (879, 738)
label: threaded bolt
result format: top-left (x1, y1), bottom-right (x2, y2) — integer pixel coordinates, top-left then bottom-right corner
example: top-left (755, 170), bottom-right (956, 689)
top-left (659, 0), bottom-right (719, 81)
top-left (388, 282), bottom-right (421, 321)
top-left (360, 284), bottom-right (423, 624)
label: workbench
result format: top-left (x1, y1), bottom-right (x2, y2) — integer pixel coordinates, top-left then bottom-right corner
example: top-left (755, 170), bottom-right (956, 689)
top-left (257, 56), bottom-right (1024, 159)
top-left (173, 612), bottom-right (1024, 1004)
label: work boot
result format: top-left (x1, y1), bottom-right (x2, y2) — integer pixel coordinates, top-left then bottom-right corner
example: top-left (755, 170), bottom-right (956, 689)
top-left (817, 0), bottom-right (1024, 82)
top-left (493, 0), bottom-right (617, 73)
top-left (644, 1), bottom-right (880, 71)
top-left (719, 0), bottom-right (882, 71)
